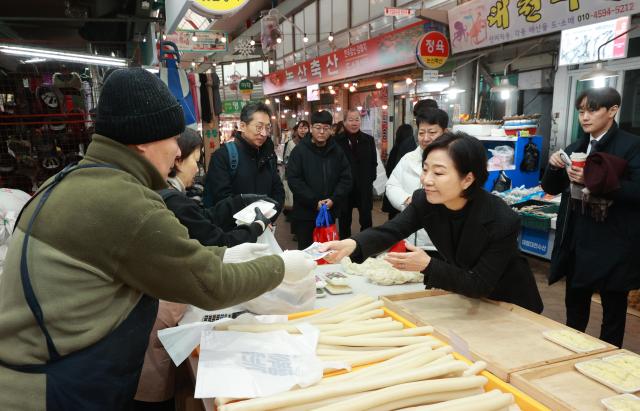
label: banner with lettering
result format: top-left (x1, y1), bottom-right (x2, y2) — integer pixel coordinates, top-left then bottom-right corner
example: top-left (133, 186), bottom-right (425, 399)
top-left (263, 20), bottom-right (446, 95)
top-left (448, 0), bottom-right (639, 54)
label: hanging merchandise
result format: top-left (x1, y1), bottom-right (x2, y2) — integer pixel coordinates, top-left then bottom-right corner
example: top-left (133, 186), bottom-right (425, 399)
top-left (158, 41), bottom-right (197, 128)
top-left (492, 170), bottom-right (512, 193)
top-left (260, 12), bottom-right (281, 53)
top-left (520, 138), bottom-right (540, 172)
top-left (35, 84), bottom-right (65, 131)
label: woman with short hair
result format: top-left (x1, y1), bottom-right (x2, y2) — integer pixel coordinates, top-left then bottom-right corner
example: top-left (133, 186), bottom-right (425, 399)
top-left (322, 131), bottom-right (543, 313)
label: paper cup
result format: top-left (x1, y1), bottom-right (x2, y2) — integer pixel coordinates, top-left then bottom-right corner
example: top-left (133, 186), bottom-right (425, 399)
top-left (570, 152), bottom-right (587, 168)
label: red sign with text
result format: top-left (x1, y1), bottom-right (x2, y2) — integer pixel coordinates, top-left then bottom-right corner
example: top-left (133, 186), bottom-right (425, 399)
top-left (416, 31), bottom-right (449, 69)
top-left (263, 21), bottom-right (445, 95)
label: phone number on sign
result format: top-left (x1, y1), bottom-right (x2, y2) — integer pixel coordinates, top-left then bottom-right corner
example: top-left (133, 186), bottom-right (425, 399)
top-left (579, 3), bottom-right (635, 22)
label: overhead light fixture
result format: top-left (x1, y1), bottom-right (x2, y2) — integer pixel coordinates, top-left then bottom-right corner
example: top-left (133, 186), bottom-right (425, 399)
top-left (285, 95), bottom-right (290, 101)
top-left (281, 114), bottom-right (285, 118)
top-left (349, 85), bottom-right (356, 92)
top-left (231, 60), bottom-right (236, 66)
top-left (376, 82), bottom-right (383, 89)
top-left (212, 61), bottom-right (217, 66)
top-left (111, 51), bottom-right (116, 57)
top-left (304, 111), bottom-right (309, 115)
top-left (142, 36), bottom-right (147, 43)
top-left (265, 98), bottom-right (271, 105)
top-left (329, 89), bottom-right (336, 95)
top-left (579, 24), bottom-right (638, 86)
top-left (220, 35), bottom-right (227, 43)
top-left (269, 59), bottom-right (275, 65)
top-left (303, 34), bottom-right (309, 43)
top-left (191, 61), bottom-right (196, 67)
top-left (292, 113), bottom-right (297, 118)
top-left (441, 72), bottom-right (466, 98)
top-left (250, 39), bottom-right (256, 46)
top-left (343, 83), bottom-right (349, 88)
top-left (356, 106), bottom-right (363, 111)
top-left (0, 44), bottom-right (127, 67)
top-left (191, 34), bottom-right (198, 42)
top-left (328, 32), bottom-right (334, 42)
top-left (274, 97), bottom-right (280, 103)
top-left (296, 92), bottom-right (302, 98)
top-left (381, 104), bottom-right (388, 110)
top-left (271, 115), bottom-right (276, 119)
top-left (405, 77), bottom-right (413, 85)
top-left (23, 57), bottom-right (46, 64)
top-left (490, 77), bottom-right (517, 100)
top-left (162, 33), bottom-right (167, 40)
top-left (336, 106), bottom-right (342, 112)
top-left (328, 85), bottom-right (333, 90)
top-left (276, 37), bottom-right (282, 44)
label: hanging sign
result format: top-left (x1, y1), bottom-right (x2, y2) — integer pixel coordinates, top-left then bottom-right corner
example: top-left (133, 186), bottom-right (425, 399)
top-left (423, 70), bottom-right (439, 82)
top-left (166, 30), bottom-right (227, 53)
top-left (384, 7), bottom-right (415, 17)
top-left (449, 0), bottom-right (640, 54)
top-left (263, 20), bottom-right (446, 95)
top-left (191, 0), bottom-right (250, 17)
top-left (559, 16), bottom-right (630, 65)
top-left (239, 79), bottom-right (253, 99)
top-left (416, 32), bottom-right (450, 69)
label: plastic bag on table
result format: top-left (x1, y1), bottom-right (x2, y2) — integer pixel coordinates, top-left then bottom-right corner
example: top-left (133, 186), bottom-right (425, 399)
top-left (241, 274), bottom-right (316, 315)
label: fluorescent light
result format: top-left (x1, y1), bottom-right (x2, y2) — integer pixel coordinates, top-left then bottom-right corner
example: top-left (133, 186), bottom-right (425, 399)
top-left (490, 77), bottom-right (518, 98)
top-left (0, 44), bottom-right (126, 67)
top-left (23, 57), bottom-right (46, 63)
top-left (579, 62), bottom-right (617, 83)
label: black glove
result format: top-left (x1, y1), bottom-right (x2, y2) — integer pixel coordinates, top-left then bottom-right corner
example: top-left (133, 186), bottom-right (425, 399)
top-left (253, 207), bottom-right (271, 231)
top-left (240, 193), bottom-right (279, 209)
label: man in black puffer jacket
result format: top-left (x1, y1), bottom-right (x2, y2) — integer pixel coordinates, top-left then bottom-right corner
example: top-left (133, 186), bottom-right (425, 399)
top-left (286, 110), bottom-right (353, 249)
top-left (203, 102), bottom-right (284, 219)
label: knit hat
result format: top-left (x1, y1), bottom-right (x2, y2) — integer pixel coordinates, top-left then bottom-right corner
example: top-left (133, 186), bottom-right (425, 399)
top-left (96, 68), bottom-right (185, 144)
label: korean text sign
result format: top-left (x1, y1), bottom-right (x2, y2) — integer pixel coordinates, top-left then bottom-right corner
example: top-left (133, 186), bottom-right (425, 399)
top-left (448, 0), bottom-right (639, 54)
top-left (263, 21), bottom-right (445, 95)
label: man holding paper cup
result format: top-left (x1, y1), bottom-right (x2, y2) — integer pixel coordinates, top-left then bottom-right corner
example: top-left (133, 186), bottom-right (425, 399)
top-left (542, 87), bottom-right (640, 347)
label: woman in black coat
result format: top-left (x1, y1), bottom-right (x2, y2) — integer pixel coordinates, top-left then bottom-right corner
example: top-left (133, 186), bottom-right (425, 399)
top-left (322, 131), bottom-right (543, 313)
top-left (160, 129), bottom-right (273, 246)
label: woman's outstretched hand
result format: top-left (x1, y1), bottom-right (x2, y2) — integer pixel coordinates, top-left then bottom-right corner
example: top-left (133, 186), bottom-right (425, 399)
top-left (318, 239), bottom-right (357, 263)
top-left (384, 242), bottom-right (431, 272)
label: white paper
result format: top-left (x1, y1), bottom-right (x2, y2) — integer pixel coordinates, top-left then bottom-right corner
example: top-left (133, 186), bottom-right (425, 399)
top-left (194, 326), bottom-right (324, 399)
top-left (234, 200), bottom-right (277, 224)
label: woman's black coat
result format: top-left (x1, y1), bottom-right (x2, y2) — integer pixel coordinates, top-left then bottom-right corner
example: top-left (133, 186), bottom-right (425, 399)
top-left (352, 189), bottom-right (544, 313)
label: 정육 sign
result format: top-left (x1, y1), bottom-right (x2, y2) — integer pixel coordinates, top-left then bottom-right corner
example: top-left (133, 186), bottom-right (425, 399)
top-left (416, 31), bottom-right (450, 69)
top-left (448, 0), bottom-right (640, 54)
top-left (191, 0), bottom-right (250, 17)
top-left (384, 7), bottom-right (416, 17)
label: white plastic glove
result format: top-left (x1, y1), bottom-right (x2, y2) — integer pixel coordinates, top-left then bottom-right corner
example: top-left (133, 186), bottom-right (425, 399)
top-left (280, 250), bottom-right (317, 282)
top-left (223, 243), bottom-right (271, 263)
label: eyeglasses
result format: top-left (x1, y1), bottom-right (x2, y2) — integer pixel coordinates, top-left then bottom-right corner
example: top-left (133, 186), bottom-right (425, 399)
top-left (251, 123), bottom-right (272, 134)
top-left (312, 125), bottom-right (331, 133)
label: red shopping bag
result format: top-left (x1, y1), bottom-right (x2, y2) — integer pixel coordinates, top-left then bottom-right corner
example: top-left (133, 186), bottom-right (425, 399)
top-left (389, 240), bottom-right (407, 253)
top-left (312, 204), bottom-right (339, 265)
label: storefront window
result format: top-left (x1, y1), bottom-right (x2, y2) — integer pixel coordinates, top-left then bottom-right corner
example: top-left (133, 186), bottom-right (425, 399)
top-left (619, 68), bottom-right (640, 136)
top-left (294, 11), bottom-right (305, 51)
top-left (283, 21), bottom-right (293, 56)
top-left (304, 3), bottom-right (317, 45)
top-left (319, 0), bottom-right (331, 41)
top-left (333, 0), bottom-right (348, 33)
top-left (351, 0), bottom-right (368, 27)
top-left (334, 31), bottom-right (349, 49)
top-left (370, 16), bottom-right (393, 38)
top-left (350, 24), bottom-right (369, 44)
top-left (369, 0), bottom-right (392, 19)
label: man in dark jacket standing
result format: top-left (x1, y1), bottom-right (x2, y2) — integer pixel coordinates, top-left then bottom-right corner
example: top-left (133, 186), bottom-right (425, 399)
top-left (203, 102), bottom-right (285, 218)
top-left (541, 87), bottom-right (640, 347)
top-left (335, 109), bottom-right (378, 238)
top-left (286, 110), bottom-right (352, 249)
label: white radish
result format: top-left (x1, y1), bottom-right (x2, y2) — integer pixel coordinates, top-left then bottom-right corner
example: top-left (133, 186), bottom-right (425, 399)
top-left (318, 334), bottom-right (440, 347)
top-left (366, 388), bottom-right (485, 411)
top-left (398, 390), bottom-right (514, 411)
top-left (322, 321), bottom-right (403, 336)
top-left (218, 364), bottom-right (479, 411)
top-left (365, 326), bottom-right (435, 338)
top-left (463, 361), bottom-right (488, 376)
top-left (313, 379), bottom-right (489, 411)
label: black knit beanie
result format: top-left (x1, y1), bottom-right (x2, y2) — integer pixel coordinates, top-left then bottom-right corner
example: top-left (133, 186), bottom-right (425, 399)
top-left (96, 68), bottom-right (185, 144)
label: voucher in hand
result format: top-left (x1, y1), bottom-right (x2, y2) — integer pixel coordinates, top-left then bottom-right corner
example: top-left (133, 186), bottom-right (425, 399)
top-left (302, 242), bottom-right (331, 261)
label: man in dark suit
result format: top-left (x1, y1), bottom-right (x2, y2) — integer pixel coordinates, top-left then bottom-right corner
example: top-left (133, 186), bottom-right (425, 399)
top-left (542, 87), bottom-right (640, 347)
top-left (335, 109), bottom-right (378, 238)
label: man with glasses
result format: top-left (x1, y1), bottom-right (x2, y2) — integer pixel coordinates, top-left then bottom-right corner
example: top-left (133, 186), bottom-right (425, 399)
top-left (203, 102), bottom-right (284, 221)
top-left (286, 110), bottom-right (353, 249)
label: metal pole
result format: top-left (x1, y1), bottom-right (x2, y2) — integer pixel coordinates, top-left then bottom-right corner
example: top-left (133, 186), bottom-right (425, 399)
top-left (474, 59), bottom-right (480, 118)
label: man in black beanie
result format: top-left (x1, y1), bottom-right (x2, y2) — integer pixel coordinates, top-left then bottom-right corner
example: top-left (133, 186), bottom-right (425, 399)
top-left (286, 110), bottom-right (353, 249)
top-left (0, 68), bottom-right (306, 410)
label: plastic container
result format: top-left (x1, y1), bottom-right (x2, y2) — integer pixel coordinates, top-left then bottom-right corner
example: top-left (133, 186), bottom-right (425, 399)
top-left (504, 126), bottom-right (538, 137)
top-left (601, 394), bottom-right (640, 411)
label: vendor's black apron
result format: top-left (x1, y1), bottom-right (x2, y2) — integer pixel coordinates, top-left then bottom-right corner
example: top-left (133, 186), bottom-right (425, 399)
top-left (0, 163), bottom-right (158, 410)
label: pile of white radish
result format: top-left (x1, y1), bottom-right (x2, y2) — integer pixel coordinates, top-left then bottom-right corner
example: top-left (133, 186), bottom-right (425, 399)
top-left (213, 295), bottom-right (520, 411)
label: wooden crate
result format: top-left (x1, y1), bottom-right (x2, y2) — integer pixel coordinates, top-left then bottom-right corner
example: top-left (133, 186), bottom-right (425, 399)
top-left (510, 349), bottom-right (639, 411)
top-left (381, 290), bottom-right (616, 381)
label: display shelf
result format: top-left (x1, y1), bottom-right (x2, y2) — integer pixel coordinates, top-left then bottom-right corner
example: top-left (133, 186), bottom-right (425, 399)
top-left (484, 136), bottom-right (543, 191)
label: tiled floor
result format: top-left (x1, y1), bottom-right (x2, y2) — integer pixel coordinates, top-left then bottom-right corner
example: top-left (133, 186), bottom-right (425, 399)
top-left (274, 200), bottom-right (640, 353)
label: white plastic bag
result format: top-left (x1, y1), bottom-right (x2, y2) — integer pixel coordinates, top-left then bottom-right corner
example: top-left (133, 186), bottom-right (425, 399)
top-left (241, 274), bottom-right (316, 315)
top-left (0, 188), bottom-right (31, 246)
top-left (373, 146), bottom-right (388, 196)
top-left (195, 325), bottom-right (323, 398)
top-left (256, 227), bottom-right (283, 254)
